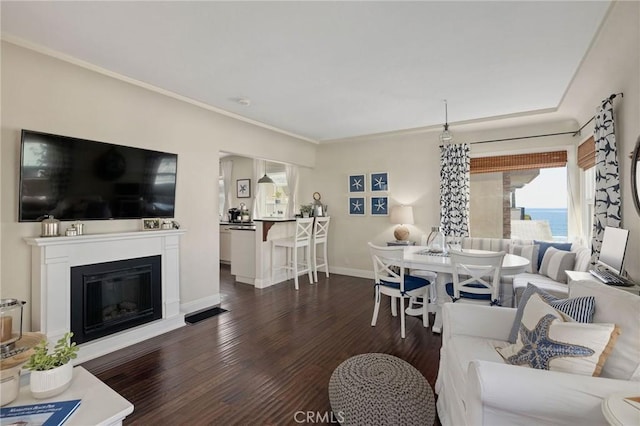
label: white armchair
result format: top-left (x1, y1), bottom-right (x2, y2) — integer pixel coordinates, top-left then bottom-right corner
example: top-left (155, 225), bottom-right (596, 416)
top-left (435, 280), bottom-right (640, 426)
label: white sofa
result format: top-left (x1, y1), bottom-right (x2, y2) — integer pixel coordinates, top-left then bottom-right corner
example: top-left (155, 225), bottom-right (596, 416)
top-left (435, 279), bottom-right (640, 426)
top-left (460, 237), bottom-right (591, 306)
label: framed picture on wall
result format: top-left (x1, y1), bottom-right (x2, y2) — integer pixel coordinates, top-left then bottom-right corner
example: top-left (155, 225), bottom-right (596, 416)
top-left (370, 196), bottom-right (389, 216)
top-left (237, 179), bottom-right (251, 198)
top-left (348, 197), bottom-right (366, 216)
top-left (370, 172), bottom-right (389, 192)
top-left (348, 174), bottom-right (366, 192)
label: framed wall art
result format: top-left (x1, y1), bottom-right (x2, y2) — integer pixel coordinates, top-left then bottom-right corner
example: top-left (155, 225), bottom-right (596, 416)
top-left (236, 179), bottom-right (251, 198)
top-left (348, 174), bottom-right (366, 192)
top-left (370, 196), bottom-right (389, 216)
top-left (370, 172), bottom-right (389, 192)
top-left (348, 197), bottom-right (366, 216)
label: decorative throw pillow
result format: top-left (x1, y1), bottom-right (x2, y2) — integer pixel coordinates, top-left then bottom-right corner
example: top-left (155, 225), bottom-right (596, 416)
top-left (534, 240), bottom-right (572, 270)
top-left (539, 247), bottom-right (576, 283)
top-left (509, 244), bottom-right (540, 274)
top-left (497, 293), bottom-right (619, 376)
top-left (508, 283), bottom-right (595, 343)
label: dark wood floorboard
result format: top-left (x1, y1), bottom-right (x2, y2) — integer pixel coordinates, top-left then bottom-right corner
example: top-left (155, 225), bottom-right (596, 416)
top-left (82, 265), bottom-right (443, 425)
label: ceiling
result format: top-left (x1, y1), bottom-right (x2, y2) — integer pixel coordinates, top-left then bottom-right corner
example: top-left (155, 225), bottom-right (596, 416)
top-left (1, 1), bottom-right (611, 142)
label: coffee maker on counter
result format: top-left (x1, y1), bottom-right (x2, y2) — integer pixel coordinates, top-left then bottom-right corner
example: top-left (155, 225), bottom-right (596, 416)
top-left (228, 208), bottom-right (241, 223)
top-left (228, 203), bottom-right (251, 223)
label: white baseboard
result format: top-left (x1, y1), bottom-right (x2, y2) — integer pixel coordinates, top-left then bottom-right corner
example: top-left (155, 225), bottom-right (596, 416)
top-left (180, 294), bottom-right (222, 314)
top-left (330, 266), bottom-right (373, 280)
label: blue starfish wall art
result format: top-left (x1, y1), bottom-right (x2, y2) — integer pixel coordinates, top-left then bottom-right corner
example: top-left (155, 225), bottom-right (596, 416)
top-left (370, 196), bottom-right (388, 216)
top-left (349, 174), bottom-right (365, 192)
top-left (349, 197), bottom-right (365, 215)
top-left (370, 172), bottom-right (388, 192)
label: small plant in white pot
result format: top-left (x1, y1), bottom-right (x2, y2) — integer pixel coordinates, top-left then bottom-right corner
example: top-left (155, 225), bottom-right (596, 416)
top-left (300, 204), bottom-right (313, 218)
top-left (24, 332), bottom-right (79, 399)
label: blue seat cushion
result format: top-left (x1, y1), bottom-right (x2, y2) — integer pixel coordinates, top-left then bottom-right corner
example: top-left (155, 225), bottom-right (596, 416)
top-left (445, 282), bottom-right (492, 300)
top-left (380, 275), bottom-right (430, 292)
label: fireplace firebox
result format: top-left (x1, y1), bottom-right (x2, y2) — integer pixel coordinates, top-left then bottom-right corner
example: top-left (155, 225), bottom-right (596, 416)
top-left (71, 256), bottom-right (162, 344)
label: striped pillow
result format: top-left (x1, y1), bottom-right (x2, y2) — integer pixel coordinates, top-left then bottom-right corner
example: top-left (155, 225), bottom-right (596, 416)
top-left (509, 244), bottom-right (540, 274)
top-left (539, 246), bottom-right (576, 283)
top-left (508, 283), bottom-right (595, 343)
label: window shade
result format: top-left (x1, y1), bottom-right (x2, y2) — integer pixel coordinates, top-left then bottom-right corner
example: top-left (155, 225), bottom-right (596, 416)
top-left (471, 151), bottom-right (567, 174)
top-left (577, 136), bottom-right (596, 170)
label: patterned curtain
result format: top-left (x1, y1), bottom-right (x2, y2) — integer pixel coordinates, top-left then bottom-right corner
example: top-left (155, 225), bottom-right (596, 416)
top-left (440, 143), bottom-right (470, 237)
top-left (590, 98), bottom-right (621, 264)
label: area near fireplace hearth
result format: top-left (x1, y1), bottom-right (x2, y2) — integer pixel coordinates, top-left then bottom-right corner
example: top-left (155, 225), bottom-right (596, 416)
top-left (24, 229), bottom-right (186, 364)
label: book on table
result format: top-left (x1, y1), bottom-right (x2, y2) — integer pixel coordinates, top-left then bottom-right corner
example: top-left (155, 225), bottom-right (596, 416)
top-left (0, 399), bottom-right (81, 426)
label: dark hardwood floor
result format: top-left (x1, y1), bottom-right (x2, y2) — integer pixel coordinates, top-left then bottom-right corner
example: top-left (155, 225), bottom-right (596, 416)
top-left (82, 265), bottom-right (442, 425)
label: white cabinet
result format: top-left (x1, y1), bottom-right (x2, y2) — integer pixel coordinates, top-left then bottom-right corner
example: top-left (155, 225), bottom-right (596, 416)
top-left (220, 225), bottom-right (232, 263)
top-left (231, 229), bottom-right (256, 284)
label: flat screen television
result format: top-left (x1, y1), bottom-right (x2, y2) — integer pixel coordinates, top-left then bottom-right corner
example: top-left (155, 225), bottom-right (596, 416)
top-left (19, 130), bottom-right (177, 222)
top-left (597, 226), bottom-right (630, 275)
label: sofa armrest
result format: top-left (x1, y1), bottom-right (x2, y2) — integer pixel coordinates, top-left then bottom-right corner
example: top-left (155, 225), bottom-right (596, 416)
top-left (466, 360), bottom-right (640, 426)
top-left (442, 303), bottom-right (516, 342)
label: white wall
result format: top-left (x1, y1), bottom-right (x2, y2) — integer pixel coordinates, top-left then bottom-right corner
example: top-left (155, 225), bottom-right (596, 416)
top-left (299, 131), bottom-right (442, 277)
top-left (0, 41), bottom-right (316, 329)
top-left (560, 0), bottom-right (640, 280)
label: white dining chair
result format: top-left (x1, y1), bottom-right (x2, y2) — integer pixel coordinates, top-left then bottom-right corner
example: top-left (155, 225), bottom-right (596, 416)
top-left (445, 250), bottom-right (506, 306)
top-left (271, 217), bottom-right (314, 290)
top-left (368, 242), bottom-right (432, 338)
top-left (311, 216), bottom-right (330, 282)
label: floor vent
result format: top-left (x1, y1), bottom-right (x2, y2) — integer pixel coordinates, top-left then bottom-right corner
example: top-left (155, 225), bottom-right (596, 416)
top-left (185, 307), bottom-right (228, 325)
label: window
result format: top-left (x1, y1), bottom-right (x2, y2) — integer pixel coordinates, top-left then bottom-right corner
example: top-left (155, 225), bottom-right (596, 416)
top-left (259, 162), bottom-right (289, 218)
top-left (469, 151), bottom-right (568, 241)
top-left (578, 136), bottom-right (596, 244)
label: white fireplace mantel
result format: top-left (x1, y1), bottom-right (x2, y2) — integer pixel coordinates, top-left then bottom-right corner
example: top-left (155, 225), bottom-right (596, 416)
top-left (24, 229), bottom-right (186, 364)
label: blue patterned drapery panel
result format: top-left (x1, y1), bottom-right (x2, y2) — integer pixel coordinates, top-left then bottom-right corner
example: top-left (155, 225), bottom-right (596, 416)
top-left (591, 98), bottom-right (621, 264)
top-left (439, 143), bottom-right (470, 237)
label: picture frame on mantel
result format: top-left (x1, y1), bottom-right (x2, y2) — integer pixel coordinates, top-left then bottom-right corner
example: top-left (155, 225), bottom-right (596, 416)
top-left (141, 218), bottom-right (161, 230)
top-left (237, 179), bottom-right (251, 198)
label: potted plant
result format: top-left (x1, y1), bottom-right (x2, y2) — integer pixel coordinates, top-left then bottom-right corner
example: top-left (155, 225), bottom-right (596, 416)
top-left (24, 332), bottom-right (79, 399)
top-left (300, 204), bottom-right (313, 218)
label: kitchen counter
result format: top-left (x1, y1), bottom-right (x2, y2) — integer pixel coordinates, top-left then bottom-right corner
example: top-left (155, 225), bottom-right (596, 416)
top-left (253, 218), bottom-right (296, 222)
top-left (229, 225), bottom-right (256, 231)
top-left (254, 218), bottom-right (297, 241)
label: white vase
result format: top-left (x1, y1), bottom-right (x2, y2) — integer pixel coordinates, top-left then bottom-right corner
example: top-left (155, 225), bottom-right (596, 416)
top-left (29, 362), bottom-right (73, 399)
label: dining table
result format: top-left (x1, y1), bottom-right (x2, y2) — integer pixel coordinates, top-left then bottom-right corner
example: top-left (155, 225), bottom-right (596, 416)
top-left (403, 246), bottom-right (531, 333)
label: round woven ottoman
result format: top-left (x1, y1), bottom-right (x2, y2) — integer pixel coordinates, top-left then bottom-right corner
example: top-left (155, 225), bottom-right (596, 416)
top-left (328, 353), bottom-right (435, 425)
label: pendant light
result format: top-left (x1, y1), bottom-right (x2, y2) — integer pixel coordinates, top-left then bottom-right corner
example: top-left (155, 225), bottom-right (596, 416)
top-left (439, 99), bottom-right (453, 143)
top-left (257, 160), bottom-right (274, 184)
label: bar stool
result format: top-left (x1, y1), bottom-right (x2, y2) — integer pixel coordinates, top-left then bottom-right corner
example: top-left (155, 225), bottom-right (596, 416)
top-left (312, 216), bottom-right (331, 282)
top-left (271, 217), bottom-right (314, 290)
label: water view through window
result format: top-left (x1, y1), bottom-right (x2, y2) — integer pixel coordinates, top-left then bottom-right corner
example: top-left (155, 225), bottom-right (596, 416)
top-left (515, 167), bottom-right (568, 241)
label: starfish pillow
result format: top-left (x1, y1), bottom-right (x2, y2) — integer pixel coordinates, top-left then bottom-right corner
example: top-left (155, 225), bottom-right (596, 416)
top-left (496, 293), bottom-right (620, 376)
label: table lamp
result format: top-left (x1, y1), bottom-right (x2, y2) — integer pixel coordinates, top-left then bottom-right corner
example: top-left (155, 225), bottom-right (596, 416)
top-left (390, 205), bottom-right (414, 242)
